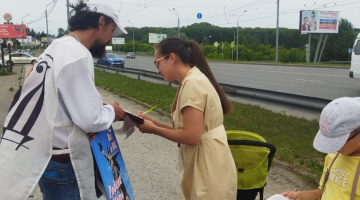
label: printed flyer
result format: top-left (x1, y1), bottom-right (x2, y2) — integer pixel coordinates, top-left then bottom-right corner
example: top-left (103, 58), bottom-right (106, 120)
top-left (88, 127), bottom-right (134, 200)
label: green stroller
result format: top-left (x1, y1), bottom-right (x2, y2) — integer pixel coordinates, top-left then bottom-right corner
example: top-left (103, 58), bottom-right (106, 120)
top-left (227, 130), bottom-right (276, 200)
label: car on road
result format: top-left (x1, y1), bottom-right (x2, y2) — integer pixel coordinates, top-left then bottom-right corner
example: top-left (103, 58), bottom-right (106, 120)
top-left (126, 52), bottom-right (136, 59)
top-left (4, 52), bottom-right (38, 65)
top-left (97, 52), bottom-right (125, 68)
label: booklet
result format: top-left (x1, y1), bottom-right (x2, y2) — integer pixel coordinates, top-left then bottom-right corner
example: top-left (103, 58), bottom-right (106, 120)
top-left (125, 110), bottom-right (144, 124)
top-left (88, 126), bottom-right (135, 200)
top-left (267, 194), bottom-right (290, 200)
top-left (117, 110), bottom-right (144, 139)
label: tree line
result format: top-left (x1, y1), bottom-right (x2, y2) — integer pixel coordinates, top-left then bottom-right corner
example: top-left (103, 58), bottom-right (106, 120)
top-left (26, 18), bottom-right (359, 63)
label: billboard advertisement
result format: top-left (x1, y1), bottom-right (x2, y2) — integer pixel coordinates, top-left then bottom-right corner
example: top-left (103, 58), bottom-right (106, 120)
top-left (112, 37), bottom-right (125, 44)
top-left (148, 33), bottom-right (167, 44)
top-left (299, 10), bottom-right (339, 34)
top-left (0, 24), bottom-right (27, 38)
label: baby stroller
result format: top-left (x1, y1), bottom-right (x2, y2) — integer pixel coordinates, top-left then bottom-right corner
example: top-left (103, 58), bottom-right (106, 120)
top-left (227, 130), bottom-right (276, 200)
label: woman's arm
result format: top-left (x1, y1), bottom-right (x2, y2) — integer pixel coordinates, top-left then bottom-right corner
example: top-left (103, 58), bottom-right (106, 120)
top-left (138, 106), bottom-right (203, 146)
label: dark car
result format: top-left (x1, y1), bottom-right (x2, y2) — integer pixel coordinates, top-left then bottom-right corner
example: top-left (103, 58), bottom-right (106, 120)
top-left (97, 52), bottom-right (125, 68)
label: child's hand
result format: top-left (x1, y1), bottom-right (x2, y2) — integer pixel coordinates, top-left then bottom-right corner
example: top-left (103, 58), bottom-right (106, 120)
top-left (281, 191), bottom-right (298, 199)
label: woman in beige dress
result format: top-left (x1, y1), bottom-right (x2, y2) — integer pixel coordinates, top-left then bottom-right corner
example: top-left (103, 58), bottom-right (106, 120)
top-left (137, 37), bottom-right (237, 200)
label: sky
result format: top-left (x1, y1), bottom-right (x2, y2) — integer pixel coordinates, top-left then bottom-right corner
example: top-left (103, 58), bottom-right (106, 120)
top-left (1, 0), bottom-right (360, 36)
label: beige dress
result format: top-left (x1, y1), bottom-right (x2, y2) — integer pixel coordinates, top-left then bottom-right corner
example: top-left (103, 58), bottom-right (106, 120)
top-left (171, 67), bottom-right (237, 200)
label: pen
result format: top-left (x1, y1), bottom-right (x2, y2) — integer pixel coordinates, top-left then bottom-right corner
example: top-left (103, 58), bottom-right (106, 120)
top-left (144, 105), bottom-right (158, 114)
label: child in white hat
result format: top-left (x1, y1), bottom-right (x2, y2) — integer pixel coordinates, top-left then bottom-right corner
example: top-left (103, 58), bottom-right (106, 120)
top-left (281, 97), bottom-right (360, 200)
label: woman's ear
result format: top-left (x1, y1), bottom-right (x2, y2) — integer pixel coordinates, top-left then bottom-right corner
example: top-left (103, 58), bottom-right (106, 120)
top-left (170, 53), bottom-right (176, 65)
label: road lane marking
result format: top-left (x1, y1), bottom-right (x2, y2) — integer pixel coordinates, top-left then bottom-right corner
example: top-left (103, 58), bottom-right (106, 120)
top-left (215, 67), bottom-right (347, 78)
top-left (296, 79), bottom-right (324, 83)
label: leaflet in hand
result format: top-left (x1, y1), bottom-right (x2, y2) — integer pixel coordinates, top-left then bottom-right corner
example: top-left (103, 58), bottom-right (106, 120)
top-left (125, 110), bottom-right (144, 124)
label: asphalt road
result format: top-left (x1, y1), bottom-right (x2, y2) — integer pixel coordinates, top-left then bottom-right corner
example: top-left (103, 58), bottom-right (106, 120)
top-left (121, 54), bottom-right (359, 100)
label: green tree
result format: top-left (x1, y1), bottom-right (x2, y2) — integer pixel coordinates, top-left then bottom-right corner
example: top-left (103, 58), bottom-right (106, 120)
top-left (321, 18), bottom-right (356, 61)
top-left (57, 28), bottom-right (68, 38)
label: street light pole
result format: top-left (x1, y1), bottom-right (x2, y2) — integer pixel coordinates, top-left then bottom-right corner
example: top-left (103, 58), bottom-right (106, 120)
top-left (170, 8), bottom-right (180, 38)
top-left (202, 35), bottom-right (211, 45)
top-left (128, 20), bottom-right (135, 53)
top-left (236, 10), bottom-right (246, 61)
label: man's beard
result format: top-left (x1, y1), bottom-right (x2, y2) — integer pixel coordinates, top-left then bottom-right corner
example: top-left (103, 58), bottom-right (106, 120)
top-left (89, 39), bottom-right (108, 59)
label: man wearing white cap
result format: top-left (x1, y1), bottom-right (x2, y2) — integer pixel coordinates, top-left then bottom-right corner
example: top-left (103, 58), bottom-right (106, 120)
top-left (281, 97), bottom-right (360, 200)
top-left (0, 0), bottom-right (127, 199)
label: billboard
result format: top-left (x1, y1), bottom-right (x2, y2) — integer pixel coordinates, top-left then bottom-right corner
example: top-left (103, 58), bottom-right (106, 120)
top-left (0, 24), bottom-right (27, 38)
top-left (299, 10), bottom-right (339, 34)
top-left (149, 33), bottom-right (167, 44)
top-left (112, 37), bottom-right (125, 44)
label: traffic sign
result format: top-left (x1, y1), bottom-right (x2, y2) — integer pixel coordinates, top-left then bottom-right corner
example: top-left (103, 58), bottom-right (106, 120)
top-left (348, 48), bottom-right (352, 54)
top-left (6, 41), bottom-right (13, 47)
top-left (197, 13), bottom-right (202, 19)
top-left (231, 42), bottom-right (234, 48)
top-left (213, 42), bottom-right (219, 48)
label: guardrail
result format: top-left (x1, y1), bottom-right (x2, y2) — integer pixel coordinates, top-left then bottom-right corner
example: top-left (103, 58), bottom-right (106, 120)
top-left (95, 64), bottom-right (332, 111)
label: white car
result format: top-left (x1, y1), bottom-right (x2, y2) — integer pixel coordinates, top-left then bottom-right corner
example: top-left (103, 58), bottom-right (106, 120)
top-left (4, 52), bottom-right (38, 65)
top-left (126, 52), bottom-right (136, 59)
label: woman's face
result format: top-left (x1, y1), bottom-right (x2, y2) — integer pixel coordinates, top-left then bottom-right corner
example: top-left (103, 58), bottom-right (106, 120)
top-left (154, 50), bottom-right (173, 82)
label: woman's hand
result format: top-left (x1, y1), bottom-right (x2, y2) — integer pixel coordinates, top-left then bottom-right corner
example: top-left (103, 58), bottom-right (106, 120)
top-left (137, 111), bottom-right (152, 121)
top-left (137, 119), bottom-right (157, 134)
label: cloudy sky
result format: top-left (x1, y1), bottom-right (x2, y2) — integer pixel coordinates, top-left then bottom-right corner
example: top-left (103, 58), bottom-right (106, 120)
top-left (1, 0), bottom-right (359, 35)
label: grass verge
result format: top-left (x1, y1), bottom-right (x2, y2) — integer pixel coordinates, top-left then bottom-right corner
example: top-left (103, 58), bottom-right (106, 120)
top-left (95, 69), bottom-right (325, 183)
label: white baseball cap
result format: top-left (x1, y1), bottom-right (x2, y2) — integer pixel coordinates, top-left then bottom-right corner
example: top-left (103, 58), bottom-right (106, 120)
top-left (82, 0), bottom-right (127, 36)
top-left (313, 97), bottom-right (360, 153)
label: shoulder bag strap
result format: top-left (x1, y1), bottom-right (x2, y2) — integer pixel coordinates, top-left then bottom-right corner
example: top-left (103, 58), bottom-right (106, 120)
top-left (320, 152), bottom-right (339, 200)
top-left (350, 160), bottom-right (360, 200)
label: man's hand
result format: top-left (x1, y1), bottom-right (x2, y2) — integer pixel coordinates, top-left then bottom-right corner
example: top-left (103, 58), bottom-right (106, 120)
top-left (110, 101), bottom-right (125, 121)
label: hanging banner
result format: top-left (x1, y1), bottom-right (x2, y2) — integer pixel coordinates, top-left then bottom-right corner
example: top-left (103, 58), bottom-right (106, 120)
top-left (0, 24), bottom-right (27, 38)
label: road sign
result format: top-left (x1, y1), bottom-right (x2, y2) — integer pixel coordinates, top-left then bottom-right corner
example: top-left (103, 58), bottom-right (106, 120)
top-left (231, 42), bottom-right (234, 48)
top-left (348, 48), bottom-right (352, 54)
top-left (213, 41), bottom-right (219, 48)
top-left (197, 13), bottom-right (202, 19)
top-left (6, 41), bottom-right (13, 47)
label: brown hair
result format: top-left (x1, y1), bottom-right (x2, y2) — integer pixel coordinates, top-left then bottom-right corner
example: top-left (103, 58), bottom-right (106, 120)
top-left (156, 37), bottom-right (232, 114)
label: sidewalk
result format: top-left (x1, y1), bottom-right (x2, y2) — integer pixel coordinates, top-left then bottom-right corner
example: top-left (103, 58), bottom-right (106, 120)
top-left (1, 65), bottom-right (316, 200)
top-left (1, 65), bottom-right (180, 200)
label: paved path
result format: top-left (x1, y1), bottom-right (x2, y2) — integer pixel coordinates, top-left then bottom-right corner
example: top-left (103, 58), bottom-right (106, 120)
top-left (1, 65), bottom-right (316, 200)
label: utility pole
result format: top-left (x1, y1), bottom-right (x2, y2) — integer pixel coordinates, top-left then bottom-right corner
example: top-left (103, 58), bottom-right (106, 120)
top-left (21, 13), bottom-right (30, 51)
top-left (67, 0), bottom-right (70, 20)
top-left (275, 0), bottom-right (279, 62)
top-left (236, 10), bottom-right (246, 61)
top-left (128, 20), bottom-right (135, 53)
top-left (45, 1), bottom-right (54, 47)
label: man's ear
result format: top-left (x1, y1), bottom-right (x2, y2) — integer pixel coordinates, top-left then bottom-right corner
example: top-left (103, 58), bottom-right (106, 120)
top-left (98, 16), bottom-right (105, 29)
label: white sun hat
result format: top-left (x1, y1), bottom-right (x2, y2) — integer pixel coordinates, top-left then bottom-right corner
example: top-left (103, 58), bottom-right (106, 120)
top-left (83, 0), bottom-right (127, 36)
top-left (313, 97), bottom-right (360, 153)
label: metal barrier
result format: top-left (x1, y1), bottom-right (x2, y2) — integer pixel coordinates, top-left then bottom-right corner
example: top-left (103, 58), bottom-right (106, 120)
top-left (95, 64), bottom-right (332, 111)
